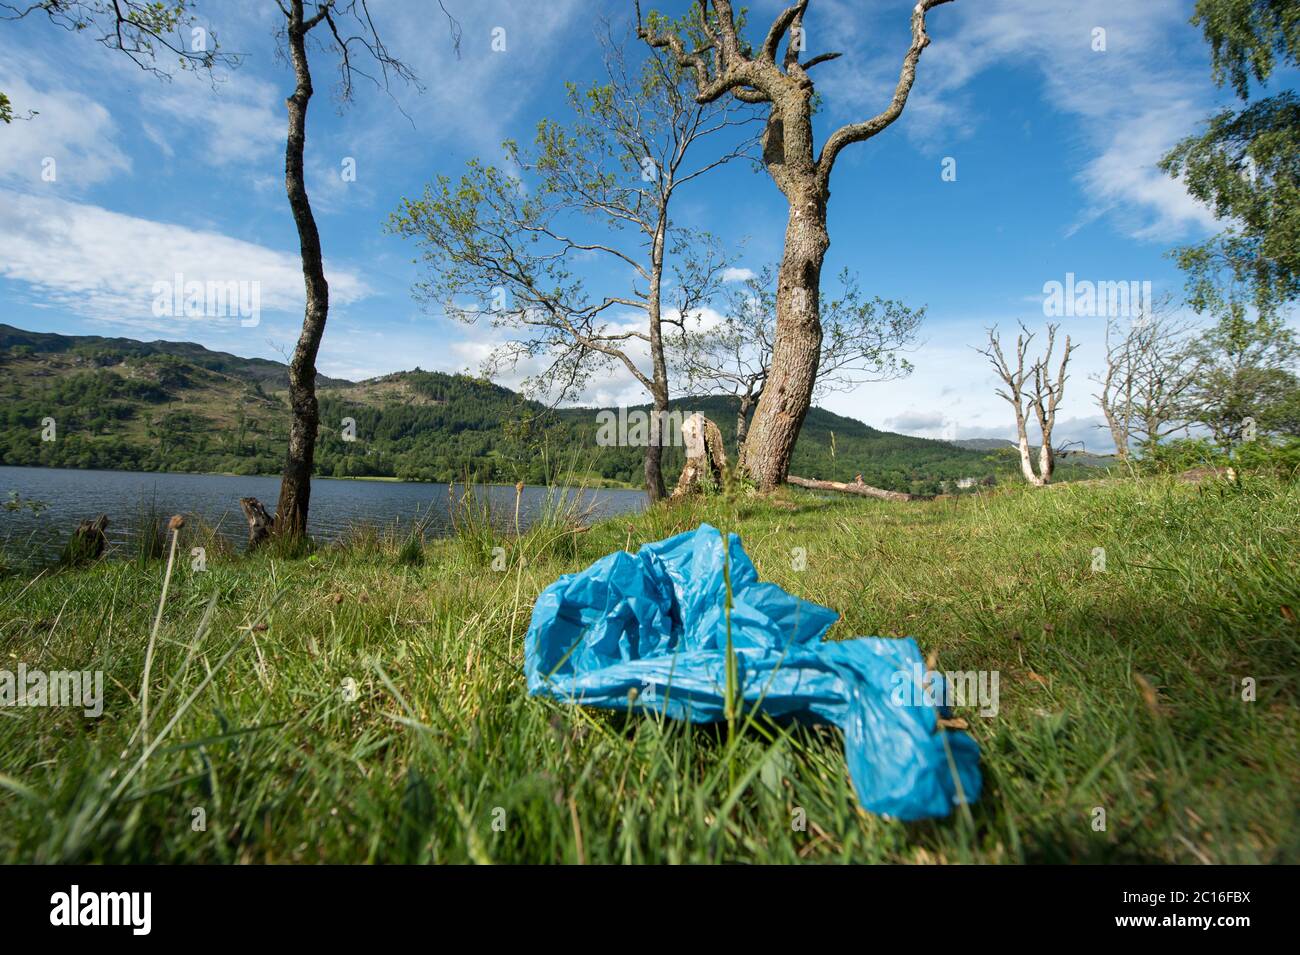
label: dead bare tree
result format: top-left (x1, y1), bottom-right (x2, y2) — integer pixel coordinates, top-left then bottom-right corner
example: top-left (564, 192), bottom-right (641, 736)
top-left (1095, 315), bottom-right (1137, 462)
top-left (639, 0), bottom-right (955, 489)
top-left (978, 323), bottom-right (1076, 486)
top-left (1094, 298), bottom-right (1201, 460)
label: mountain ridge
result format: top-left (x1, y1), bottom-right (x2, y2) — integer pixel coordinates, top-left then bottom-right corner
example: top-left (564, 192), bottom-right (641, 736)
top-left (0, 324), bottom-right (1003, 492)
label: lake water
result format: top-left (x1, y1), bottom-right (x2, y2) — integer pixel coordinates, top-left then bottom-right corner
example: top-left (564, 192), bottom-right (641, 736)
top-left (0, 466), bottom-right (647, 560)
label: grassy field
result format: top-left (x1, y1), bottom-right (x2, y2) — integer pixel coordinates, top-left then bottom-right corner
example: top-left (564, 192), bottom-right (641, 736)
top-left (0, 476), bottom-right (1296, 863)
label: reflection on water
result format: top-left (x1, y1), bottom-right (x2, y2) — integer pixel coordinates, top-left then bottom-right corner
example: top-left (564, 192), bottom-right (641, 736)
top-left (0, 466), bottom-right (647, 560)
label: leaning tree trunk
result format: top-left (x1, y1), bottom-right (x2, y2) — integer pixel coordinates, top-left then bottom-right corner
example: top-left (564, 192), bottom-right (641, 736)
top-left (274, 0), bottom-right (330, 541)
top-left (739, 182), bottom-right (828, 490)
top-left (1102, 408), bottom-right (1129, 463)
top-left (735, 391), bottom-right (756, 448)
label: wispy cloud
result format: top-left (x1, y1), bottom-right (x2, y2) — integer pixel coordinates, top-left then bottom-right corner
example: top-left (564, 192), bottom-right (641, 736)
top-left (350, 0), bottom-right (589, 159)
top-left (0, 73), bottom-right (130, 191)
top-left (0, 191), bottom-right (370, 331)
top-left (814, 0), bottom-right (1220, 242)
top-left (144, 70), bottom-right (283, 168)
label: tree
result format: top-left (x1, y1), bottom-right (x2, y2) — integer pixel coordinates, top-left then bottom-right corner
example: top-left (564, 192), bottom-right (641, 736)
top-left (1184, 312), bottom-right (1299, 445)
top-left (977, 323), bottom-right (1076, 486)
top-left (390, 22), bottom-right (755, 501)
top-left (1094, 316), bottom-right (1137, 462)
top-left (639, 0), bottom-right (954, 489)
top-left (1160, 0), bottom-right (1300, 321)
top-left (1, 0), bottom-right (238, 120)
top-left (673, 266), bottom-right (921, 447)
top-left (1093, 297), bottom-right (1203, 460)
top-left (270, 0), bottom-right (441, 540)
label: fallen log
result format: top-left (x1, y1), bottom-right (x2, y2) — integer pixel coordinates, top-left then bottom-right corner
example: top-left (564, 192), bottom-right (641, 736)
top-left (787, 475), bottom-right (925, 502)
top-left (239, 497), bottom-right (274, 550)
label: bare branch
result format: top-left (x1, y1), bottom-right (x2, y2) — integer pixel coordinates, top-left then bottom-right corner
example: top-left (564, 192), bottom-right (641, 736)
top-left (817, 0), bottom-right (954, 190)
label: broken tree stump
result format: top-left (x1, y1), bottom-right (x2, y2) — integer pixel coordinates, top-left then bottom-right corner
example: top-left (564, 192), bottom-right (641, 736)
top-left (786, 475), bottom-right (926, 502)
top-left (60, 514), bottom-right (110, 566)
top-left (671, 413), bottom-right (728, 499)
top-left (239, 497), bottom-right (274, 550)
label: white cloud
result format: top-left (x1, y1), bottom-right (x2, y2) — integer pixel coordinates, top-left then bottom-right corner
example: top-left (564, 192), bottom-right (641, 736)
top-left (814, 0), bottom-right (1219, 242)
top-left (145, 70), bottom-right (283, 168)
top-left (885, 409), bottom-right (948, 433)
top-left (722, 266), bottom-right (756, 283)
top-left (0, 74), bottom-right (130, 190)
top-left (0, 190), bottom-right (370, 331)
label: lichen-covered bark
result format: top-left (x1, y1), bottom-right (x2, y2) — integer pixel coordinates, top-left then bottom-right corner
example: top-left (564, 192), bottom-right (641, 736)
top-left (740, 178), bottom-right (828, 487)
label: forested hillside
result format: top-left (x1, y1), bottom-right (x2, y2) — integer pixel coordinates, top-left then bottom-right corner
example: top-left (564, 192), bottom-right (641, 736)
top-left (0, 325), bottom-right (1001, 493)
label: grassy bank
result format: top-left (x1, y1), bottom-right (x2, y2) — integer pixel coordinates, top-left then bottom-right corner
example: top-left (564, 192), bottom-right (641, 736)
top-left (0, 476), bottom-right (1296, 863)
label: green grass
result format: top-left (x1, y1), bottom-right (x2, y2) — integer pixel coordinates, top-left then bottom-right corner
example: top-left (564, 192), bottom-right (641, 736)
top-left (0, 476), bottom-right (1296, 863)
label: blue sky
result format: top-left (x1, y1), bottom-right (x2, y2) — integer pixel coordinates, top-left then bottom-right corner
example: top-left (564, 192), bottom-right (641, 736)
top-left (0, 0), bottom-right (1262, 451)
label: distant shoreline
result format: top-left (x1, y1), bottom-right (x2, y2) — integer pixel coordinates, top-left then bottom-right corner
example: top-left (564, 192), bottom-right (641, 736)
top-left (0, 462), bottom-right (642, 492)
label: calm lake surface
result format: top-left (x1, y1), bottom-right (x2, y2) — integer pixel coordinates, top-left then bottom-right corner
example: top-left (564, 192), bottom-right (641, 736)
top-left (0, 466), bottom-right (647, 560)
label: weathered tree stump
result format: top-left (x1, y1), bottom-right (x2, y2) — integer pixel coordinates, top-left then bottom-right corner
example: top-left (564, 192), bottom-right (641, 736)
top-left (60, 514), bottom-right (109, 566)
top-left (671, 413), bottom-right (728, 499)
top-left (239, 497), bottom-right (274, 550)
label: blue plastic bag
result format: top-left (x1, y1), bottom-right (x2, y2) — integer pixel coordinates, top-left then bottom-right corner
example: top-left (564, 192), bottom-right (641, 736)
top-left (525, 524), bottom-right (981, 820)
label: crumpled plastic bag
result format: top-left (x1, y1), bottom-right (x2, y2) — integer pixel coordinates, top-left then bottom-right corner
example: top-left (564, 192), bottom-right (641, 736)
top-left (525, 523), bottom-right (981, 820)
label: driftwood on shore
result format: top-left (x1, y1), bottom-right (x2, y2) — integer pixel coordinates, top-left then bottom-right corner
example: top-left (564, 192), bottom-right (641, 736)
top-left (787, 475), bottom-right (926, 502)
top-left (60, 514), bottom-right (110, 566)
top-left (239, 497), bottom-right (274, 550)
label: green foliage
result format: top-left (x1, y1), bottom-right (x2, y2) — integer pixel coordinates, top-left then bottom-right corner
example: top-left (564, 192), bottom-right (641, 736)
top-left (1161, 1), bottom-right (1300, 319)
top-left (1183, 312), bottom-right (1300, 443)
top-left (3, 491), bottom-right (48, 514)
top-left (1235, 433), bottom-right (1300, 474)
top-left (1142, 434), bottom-right (1300, 479)
top-left (672, 266), bottom-right (923, 407)
top-left (1191, 0), bottom-right (1299, 100)
top-left (11, 1), bottom-right (231, 76)
top-left (1161, 93), bottom-right (1300, 318)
